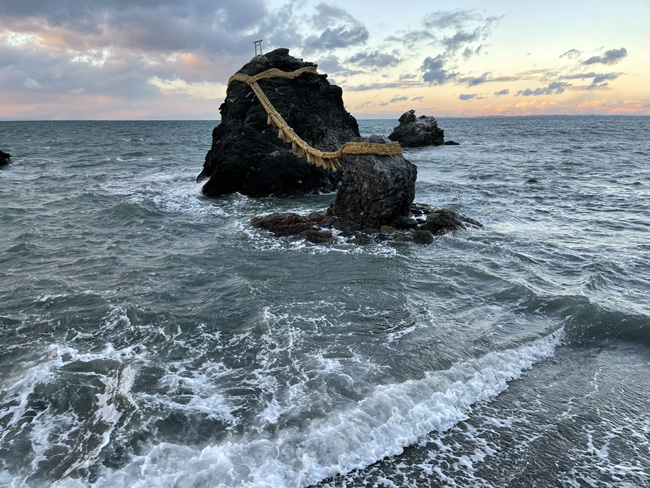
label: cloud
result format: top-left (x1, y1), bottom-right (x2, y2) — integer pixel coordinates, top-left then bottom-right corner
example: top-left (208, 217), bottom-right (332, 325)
top-left (583, 47), bottom-right (628, 65)
top-left (23, 77), bottom-right (43, 89)
top-left (412, 96), bottom-right (424, 101)
top-left (346, 50), bottom-right (401, 69)
top-left (387, 9), bottom-right (501, 60)
top-left (560, 49), bottom-right (582, 59)
top-left (346, 81), bottom-right (415, 92)
top-left (459, 93), bottom-right (483, 100)
top-left (420, 55), bottom-right (456, 85)
top-left (314, 54), bottom-right (363, 76)
top-left (389, 96), bottom-right (408, 103)
top-left (304, 4), bottom-right (368, 52)
top-left (494, 89), bottom-right (509, 96)
top-left (516, 81), bottom-right (570, 96)
top-left (458, 73), bottom-right (520, 86)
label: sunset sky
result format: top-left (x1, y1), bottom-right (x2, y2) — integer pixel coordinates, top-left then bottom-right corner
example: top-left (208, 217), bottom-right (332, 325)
top-left (1, 0), bottom-right (649, 120)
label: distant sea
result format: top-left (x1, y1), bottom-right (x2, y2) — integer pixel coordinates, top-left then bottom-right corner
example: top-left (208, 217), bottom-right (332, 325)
top-left (1, 116), bottom-right (649, 487)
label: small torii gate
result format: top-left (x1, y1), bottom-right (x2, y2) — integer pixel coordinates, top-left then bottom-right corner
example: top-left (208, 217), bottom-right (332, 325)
top-left (253, 39), bottom-right (263, 57)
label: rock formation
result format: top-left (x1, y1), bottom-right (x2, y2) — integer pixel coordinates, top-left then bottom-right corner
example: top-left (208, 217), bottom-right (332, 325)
top-left (328, 136), bottom-right (417, 228)
top-left (250, 203), bottom-right (482, 246)
top-left (388, 110), bottom-right (454, 147)
top-left (197, 48), bottom-right (360, 197)
top-left (0, 150), bottom-right (11, 167)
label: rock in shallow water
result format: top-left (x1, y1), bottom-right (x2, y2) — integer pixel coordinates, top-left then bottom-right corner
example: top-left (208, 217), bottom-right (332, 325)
top-left (388, 110), bottom-right (446, 147)
top-left (328, 137), bottom-right (418, 228)
top-left (250, 205), bottom-right (481, 246)
top-left (0, 150), bottom-right (11, 166)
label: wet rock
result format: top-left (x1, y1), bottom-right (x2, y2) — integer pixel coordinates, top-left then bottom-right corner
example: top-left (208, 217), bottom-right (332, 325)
top-left (0, 150), bottom-right (11, 166)
top-left (393, 232), bottom-right (412, 243)
top-left (524, 178), bottom-right (539, 184)
top-left (420, 208), bottom-right (483, 235)
top-left (297, 229), bottom-right (333, 244)
top-left (388, 110), bottom-right (445, 147)
top-left (346, 234), bottom-right (371, 245)
top-left (412, 229), bottom-right (434, 244)
top-left (198, 48), bottom-right (359, 197)
top-left (250, 212), bottom-right (316, 237)
top-left (443, 140), bottom-right (460, 146)
top-left (379, 225), bottom-right (395, 235)
top-left (328, 138), bottom-right (417, 228)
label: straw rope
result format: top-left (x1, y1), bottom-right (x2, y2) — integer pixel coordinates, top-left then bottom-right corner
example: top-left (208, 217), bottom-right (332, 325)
top-left (227, 67), bottom-right (402, 171)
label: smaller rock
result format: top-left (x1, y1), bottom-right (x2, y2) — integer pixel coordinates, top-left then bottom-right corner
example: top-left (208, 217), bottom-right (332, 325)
top-left (412, 229), bottom-right (434, 244)
top-left (393, 232), bottom-right (412, 243)
top-left (390, 215), bottom-right (419, 229)
top-left (0, 150), bottom-right (11, 166)
top-left (524, 178), bottom-right (539, 184)
top-left (347, 234), bottom-right (371, 245)
top-left (388, 110), bottom-right (445, 147)
top-left (250, 212), bottom-right (315, 237)
top-left (379, 225), bottom-right (395, 235)
top-left (298, 229), bottom-right (333, 244)
top-left (443, 140), bottom-right (460, 146)
top-left (419, 208), bottom-right (482, 235)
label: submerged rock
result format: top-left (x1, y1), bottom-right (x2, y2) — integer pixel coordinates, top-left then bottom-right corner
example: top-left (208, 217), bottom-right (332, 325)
top-left (0, 150), bottom-right (11, 166)
top-left (388, 110), bottom-right (448, 147)
top-left (197, 48), bottom-right (359, 197)
top-left (328, 136), bottom-right (417, 228)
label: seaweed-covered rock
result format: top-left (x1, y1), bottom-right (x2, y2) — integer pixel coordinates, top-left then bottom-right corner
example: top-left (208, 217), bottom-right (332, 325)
top-left (388, 110), bottom-right (446, 147)
top-left (197, 48), bottom-right (360, 197)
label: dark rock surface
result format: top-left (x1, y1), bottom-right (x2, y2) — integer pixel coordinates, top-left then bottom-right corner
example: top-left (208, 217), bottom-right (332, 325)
top-left (0, 150), bottom-right (11, 166)
top-left (388, 110), bottom-right (447, 147)
top-left (250, 204), bottom-right (481, 246)
top-left (328, 136), bottom-right (417, 228)
top-left (197, 48), bottom-right (360, 197)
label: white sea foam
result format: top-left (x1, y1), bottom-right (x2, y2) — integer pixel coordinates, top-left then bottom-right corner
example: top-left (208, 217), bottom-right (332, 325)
top-left (88, 329), bottom-right (563, 488)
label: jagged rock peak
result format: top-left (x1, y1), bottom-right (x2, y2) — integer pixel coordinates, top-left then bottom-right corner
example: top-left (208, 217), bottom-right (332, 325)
top-left (197, 48), bottom-right (360, 198)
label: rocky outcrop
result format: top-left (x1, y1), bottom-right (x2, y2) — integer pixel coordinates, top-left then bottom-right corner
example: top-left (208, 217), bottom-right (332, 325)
top-left (250, 204), bottom-right (482, 246)
top-left (197, 48), bottom-right (360, 197)
top-left (388, 110), bottom-right (451, 147)
top-left (0, 150), bottom-right (11, 167)
top-left (328, 136), bottom-right (417, 228)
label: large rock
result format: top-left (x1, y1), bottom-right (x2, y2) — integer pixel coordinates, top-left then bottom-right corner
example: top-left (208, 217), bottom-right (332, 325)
top-left (0, 150), bottom-right (11, 167)
top-left (197, 48), bottom-right (360, 197)
top-left (388, 110), bottom-right (445, 147)
top-left (328, 136), bottom-right (417, 228)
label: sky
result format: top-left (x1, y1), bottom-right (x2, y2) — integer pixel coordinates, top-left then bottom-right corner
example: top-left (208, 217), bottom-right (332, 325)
top-left (1, 0), bottom-right (649, 120)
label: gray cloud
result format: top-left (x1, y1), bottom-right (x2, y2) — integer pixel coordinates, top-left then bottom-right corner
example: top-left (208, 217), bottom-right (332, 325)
top-left (494, 89), bottom-right (509, 96)
top-left (459, 93), bottom-right (482, 100)
top-left (346, 50), bottom-right (401, 69)
top-left (516, 82), bottom-right (570, 96)
top-left (0, 0), bottom-right (268, 57)
top-left (560, 49), bottom-right (582, 59)
top-left (303, 3), bottom-right (368, 53)
top-left (389, 96), bottom-right (408, 103)
top-left (346, 81), bottom-right (415, 92)
top-left (412, 96), bottom-right (424, 101)
top-left (421, 55), bottom-right (456, 85)
top-left (387, 9), bottom-right (501, 61)
top-left (583, 48), bottom-right (628, 65)
top-left (558, 72), bottom-right (620, 89)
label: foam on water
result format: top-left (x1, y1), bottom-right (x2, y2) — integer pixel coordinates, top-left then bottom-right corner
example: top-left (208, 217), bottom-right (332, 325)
top-left (82, 329), bottom-right (563, 488)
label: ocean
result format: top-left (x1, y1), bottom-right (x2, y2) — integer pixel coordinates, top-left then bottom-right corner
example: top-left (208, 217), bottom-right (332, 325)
top-left (0, 116), bottom-right (649, 487)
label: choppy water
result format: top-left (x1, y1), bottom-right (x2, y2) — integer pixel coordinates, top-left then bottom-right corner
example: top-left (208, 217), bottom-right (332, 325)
top-left (1, 117), bottom-right (649, 487)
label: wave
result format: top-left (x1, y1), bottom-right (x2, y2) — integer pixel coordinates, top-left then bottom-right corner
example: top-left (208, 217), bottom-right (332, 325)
top-left (84, 330), bottom-right (563, 488)
top-left (563, 298), bottom-right (650, 345)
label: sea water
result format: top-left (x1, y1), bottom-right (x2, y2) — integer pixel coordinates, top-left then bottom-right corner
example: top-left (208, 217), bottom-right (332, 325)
top-left (1, 117), bottom-right (649, 487)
